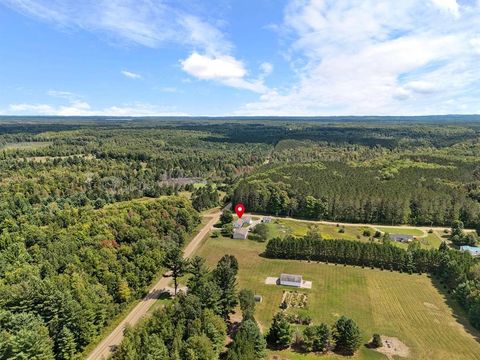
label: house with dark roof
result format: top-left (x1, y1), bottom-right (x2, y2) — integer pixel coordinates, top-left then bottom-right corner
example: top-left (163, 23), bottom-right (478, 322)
top-left (390, 233), bottom-right (414, 243)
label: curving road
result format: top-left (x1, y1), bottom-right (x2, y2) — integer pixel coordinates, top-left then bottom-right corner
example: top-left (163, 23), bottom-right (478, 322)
top-left (86, 212), bottom-right (220, 360)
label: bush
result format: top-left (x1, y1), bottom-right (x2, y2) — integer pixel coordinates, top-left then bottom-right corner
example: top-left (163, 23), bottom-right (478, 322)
top-left (338, 227), bottom-right (345, 233)
top-left (371, 333), bottom-right (382, 348)
top-left (363, 229), bottom-right (372, 237)
top-left (374, 230), bottom-right (382, 238)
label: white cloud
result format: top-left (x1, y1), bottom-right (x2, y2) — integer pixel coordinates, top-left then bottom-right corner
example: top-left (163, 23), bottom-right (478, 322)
top-left (5, 101), bottom-right (187, 116)
top-left (121, 70), bottom-right (142, 79)
top-left (260, 62), bottom-right (273, 77)
top-left (431, 0), bottom-right (460, 17)
top-left (1, 0), bottom-right (228, 51)
top-left (3, 0), bottom-right (267, 94)
top-left (181, 52), bottom-right (246, 79)
top-left (239, 0), bottom-right (480, 115)
top-left (180, 52), bottom-right (267, 93)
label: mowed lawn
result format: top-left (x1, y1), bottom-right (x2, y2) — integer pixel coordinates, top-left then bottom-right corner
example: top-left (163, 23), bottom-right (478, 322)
top-left (196, 236), bottom-right (480, 360)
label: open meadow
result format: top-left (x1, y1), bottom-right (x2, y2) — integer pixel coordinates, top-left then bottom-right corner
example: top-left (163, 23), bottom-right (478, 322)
top-left (196, 235), bottom-right (480, 360)
top-left (263, 218), bottom-right (444, 250)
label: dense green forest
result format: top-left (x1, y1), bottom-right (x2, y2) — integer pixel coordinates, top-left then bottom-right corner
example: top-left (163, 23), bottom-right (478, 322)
top-left (232, 126), bottom-right (480, 227)
top-left (0, 117), bottom-right (480, 358)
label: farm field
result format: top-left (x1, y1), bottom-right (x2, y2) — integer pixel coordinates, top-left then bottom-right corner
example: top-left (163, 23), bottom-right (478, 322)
top-left (196, 235), bottom-right (480, 360)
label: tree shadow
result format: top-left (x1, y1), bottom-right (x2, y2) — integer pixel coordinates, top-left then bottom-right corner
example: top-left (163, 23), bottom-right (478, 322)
top-left (429, 275), bottom-right (480, 343)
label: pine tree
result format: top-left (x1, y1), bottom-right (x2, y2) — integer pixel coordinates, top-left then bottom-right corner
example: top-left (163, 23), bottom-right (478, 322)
top-left (213, 255), bottom-right (238, 319)
top-left (266, 312), bottom-right (292, 349)
top-left (333, 316), bottom-right (361, 355)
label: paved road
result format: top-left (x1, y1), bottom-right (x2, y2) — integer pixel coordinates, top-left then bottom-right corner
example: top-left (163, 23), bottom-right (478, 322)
top-left (86, 212), bottom-right (220, 360)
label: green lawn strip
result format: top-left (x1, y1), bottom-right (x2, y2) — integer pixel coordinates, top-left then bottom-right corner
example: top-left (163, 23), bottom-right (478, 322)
top-left (376, 226), bottom-right (424, 236)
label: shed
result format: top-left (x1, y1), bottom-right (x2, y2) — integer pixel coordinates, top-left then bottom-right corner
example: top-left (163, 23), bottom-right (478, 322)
top-left (233, 227), bottom-right (249, 240)
top-left (262, 216), bottom-right (272, 223)
top-left (279, 273), bottom-right (303, 287)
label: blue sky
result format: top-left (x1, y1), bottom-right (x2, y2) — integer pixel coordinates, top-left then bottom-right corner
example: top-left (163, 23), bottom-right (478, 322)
top-left (1, 0), bottom-right (480, 116)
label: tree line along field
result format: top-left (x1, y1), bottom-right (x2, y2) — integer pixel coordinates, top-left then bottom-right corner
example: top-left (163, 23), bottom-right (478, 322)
top-left (196, 235), bottom-right (480, 360)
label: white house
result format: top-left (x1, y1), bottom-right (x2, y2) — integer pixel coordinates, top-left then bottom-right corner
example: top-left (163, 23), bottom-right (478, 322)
top-left (233, 228), bottom-right (249, 240)
top-left (279, 273), bottom-right (303, 287)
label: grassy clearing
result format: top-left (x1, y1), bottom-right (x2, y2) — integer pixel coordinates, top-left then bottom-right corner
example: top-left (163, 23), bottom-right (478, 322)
top-left (1, 141), bottom-right (51, 150)
top-left (196, 235), bottom-right (480, 360)
top-left (266, 219), bottom-right (375, 242)
top-left (376, 227), bottom-right (424, 236)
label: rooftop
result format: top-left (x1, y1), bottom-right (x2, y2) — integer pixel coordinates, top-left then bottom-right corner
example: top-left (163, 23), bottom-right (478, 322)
top-left (280, 273), bottom-right (302, 283)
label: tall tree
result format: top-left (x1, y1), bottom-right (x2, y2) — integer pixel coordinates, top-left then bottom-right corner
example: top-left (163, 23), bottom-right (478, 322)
top-left (333, 316), bottom-right (361, 355)
top-left (239, 289), bottom-right (256, 321)
top-left (266, 312), bottom-right (292, 349)
top-left (213, 255), bottom-right (239, 319)
top-left (163, 246), bottom-right (187, 295)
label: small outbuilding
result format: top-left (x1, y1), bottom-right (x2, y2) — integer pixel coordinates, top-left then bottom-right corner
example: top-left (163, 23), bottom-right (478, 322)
top-left (242, 216), bottom-right (252, 225)
top-left (279, 273), bottom-right (303, 287)
top-left (254, 295), bottom-right (263, 303)
top-left (233, 227), bottom-right (249, 240)
top-left (460, 245), bottom-right (480, 256)
top-left (262, 216), bottom-right (272, 223)
top-left (390, 233), bottom-right (414, 243)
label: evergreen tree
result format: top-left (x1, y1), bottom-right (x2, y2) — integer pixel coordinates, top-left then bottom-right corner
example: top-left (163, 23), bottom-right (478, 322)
top-left (266, 312), bottom-right (293, 349)
top-left (163, 246), bottom-right (188, 295)
top-left (220, 209), bottom-right (234, 225)
top-left (56, 327), bottom-right (76, 360)
top-left (333, 316), bottom-right (361, 355)
top-left (213, 255), bottom-right (238, 319)
top-left (227, 319), bottom-right (266, 360)
top-left (302, 323), bottom-right (331, 352)
top-left (239, 289), bottom-right (256, 320)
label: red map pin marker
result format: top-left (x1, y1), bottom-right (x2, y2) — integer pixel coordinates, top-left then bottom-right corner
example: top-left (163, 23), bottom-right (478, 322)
top-left (234, 203), bottom-right (245, 218)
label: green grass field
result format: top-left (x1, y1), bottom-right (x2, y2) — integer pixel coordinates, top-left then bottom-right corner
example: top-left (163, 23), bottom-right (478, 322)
top-left (376, 227), bottom-right (425, 237)
top-left (196, 235), bottom-right (480, 360)
top-left (265, 219), bottom-right (443, 250)
top-left (266, 219), bottom-right (375, 242)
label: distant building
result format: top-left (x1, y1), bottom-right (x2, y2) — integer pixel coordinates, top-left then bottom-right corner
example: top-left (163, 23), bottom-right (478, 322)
top-left (233, 219), bottom-right (243, 228)
top-left (389, 233), bottom-right (414, 243)
top-left (460, 245), bottom-right (480, 256)
top-left (262, 216), bottom-right (272, 223)
top-left (242, 216), bottom-right (252, 225)
top-left (279, 273), bottom-right (303, 287)
top-left (233, 227), bottom-right (249, 240)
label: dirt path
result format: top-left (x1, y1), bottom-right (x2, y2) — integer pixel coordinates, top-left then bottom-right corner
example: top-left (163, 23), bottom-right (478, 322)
top-left (86, 212), bottom-right (220, 360)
